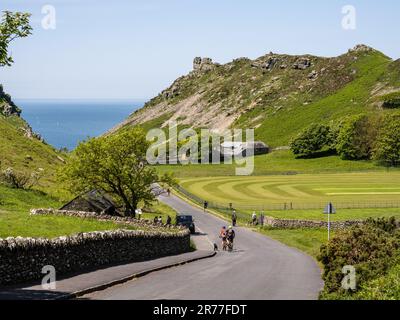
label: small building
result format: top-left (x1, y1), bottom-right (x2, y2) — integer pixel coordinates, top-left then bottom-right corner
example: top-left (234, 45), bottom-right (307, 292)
top-left (60, 190), bottom-right (119, 215)
top-left (219, 141), bottom-right (269, 158)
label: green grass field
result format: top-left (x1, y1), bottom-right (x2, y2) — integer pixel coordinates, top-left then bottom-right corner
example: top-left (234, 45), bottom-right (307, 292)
top-left (0, 185), bottom-right (176, 238)
top-left (157, 150), bottom-right (389, 178)
top-left (0, 185), bottom-right (138, 238)
top-left (178, 171), bottom-right (400, 221)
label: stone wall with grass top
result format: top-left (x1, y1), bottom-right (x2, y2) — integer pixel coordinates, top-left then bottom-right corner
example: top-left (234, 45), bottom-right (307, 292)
top-left (0, 209), bottom-right (190, 286)
top-left (264, 216), bottom-right (364, 230)
top-left (30, 208), bottom-right (181, 232)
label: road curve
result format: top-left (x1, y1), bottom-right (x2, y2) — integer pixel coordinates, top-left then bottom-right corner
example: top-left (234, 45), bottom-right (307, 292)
top-left (83, 193), bottom-right (323, 300)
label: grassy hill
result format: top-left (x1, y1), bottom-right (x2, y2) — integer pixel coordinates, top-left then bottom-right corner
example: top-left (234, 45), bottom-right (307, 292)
top-left (0, 89), bottom-right (178, 238)
top-left (0, 88), bottom-right (65, 190)
top-left (111, 44), bottom-right (399, 148)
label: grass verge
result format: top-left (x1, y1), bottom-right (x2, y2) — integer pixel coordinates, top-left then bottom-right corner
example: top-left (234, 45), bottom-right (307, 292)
top-left (0, 185), bottom-right (177, 238)
top-left (258, 227), bottom-right (330, 260)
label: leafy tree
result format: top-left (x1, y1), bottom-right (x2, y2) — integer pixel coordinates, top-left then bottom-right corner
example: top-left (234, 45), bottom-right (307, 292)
top-left (373, 112), bottom-right (400, 166)
top-left (0, 11), bottom-right (32, 66)
top-left (336, 114), bottom-right (380, 160)
top-left (62, 128), bottom-right (175, 216)
top-left (290, 123), bottom-right (332, 158)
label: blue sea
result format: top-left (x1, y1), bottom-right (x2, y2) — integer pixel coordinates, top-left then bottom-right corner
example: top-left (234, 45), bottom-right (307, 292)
top-left (15, 99), bottom-right (144, 151)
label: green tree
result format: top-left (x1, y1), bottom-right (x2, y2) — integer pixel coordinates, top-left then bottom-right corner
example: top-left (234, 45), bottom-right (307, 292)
top-left (62, 128), bottom-right (175, 216)
top-left (336, 114), bottom-right (380, 160)
top-left (0, 11), bottom-right (32, 66)
top-left (373, 113), bottom-right (400, 166)
top-left (290, 123), bottom-right (332, 158)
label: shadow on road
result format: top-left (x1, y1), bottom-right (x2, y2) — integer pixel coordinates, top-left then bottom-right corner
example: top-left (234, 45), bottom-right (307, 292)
top-left (0, 288), bottom-right (70, 300)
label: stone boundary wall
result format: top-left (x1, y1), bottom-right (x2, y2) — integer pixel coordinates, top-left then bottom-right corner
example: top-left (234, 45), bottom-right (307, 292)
top-left (264, 216), bottom-right (364, 230)
top-left (30, 208), bottom-right (182, 232)
top-left (0, 210), bottom-right (190, 286)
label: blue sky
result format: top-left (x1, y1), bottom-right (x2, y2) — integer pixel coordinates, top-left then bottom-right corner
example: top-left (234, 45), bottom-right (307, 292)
top-left (0, 0), bottom-right (399, 100)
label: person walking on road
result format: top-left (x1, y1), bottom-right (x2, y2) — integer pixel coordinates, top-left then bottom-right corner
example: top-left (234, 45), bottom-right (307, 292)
top-left (251, 212), bottom-right (257, 225)
top-left (232, 210), bottom-right (237, 227)
top-left (259, 213), bottom-right (265, 226)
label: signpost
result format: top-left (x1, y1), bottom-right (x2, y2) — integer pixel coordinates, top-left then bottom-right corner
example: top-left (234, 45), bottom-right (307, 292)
top-left (324, 202), bottom-right (336, 241)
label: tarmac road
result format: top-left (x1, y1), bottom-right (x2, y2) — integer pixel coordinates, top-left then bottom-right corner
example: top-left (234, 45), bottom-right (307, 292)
top-left (83, 193), bottom-right (323, 300)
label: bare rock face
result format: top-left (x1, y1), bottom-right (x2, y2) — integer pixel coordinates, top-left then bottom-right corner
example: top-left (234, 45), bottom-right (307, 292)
top-left (263, 56), bottom-right (279, 71)
top-left (308, 70), bottom-right (318, 80)
top-left (193, 57), bottom-right (215, 72)
top-left (251, 55), bottom-right (280, 72)
top-left (0, 85), bottom-right (44, 142)
top-left (349, 44), bottom-right (374, 53)
top-left (293, 58), bottom-right (311, 70)
top-left (0, 85), bottom-right (21, 117)
top-left (21, 123), bottom-right (44, 142)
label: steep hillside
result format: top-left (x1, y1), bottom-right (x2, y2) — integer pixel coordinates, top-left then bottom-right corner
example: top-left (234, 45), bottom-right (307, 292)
top-left (0, 85), bottom-right (64, 186)
top-left (111, 45), bottom-right (399, 147)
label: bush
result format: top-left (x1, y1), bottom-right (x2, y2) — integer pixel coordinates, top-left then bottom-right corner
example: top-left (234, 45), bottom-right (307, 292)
top-left (0, 162), bottom-right (42, 189)
top-left (318, 218), bottom-right (400, 299)
top-left (354, 263), bottom-right (400, 300)
top-left (290, 124), bottom-right (332, 158)
top-left (336, 114), bottom-right (380, 160)
top-left (381, 92), bottom-right (400, 109)
top-left (373, 112), bottom-right (400, 166)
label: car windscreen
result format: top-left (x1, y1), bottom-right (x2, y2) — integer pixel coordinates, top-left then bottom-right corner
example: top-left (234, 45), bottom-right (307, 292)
top-left (177, 216), bottom-right (193, 222)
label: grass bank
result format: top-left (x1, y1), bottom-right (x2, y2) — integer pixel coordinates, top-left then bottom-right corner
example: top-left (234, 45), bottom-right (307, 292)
top-left (259, 227), bottom-right (330, 259)
top-left (0, 185), bottom-right (177, 238)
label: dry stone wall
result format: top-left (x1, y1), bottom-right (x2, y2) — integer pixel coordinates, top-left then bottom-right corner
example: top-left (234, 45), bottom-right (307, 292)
top-left (264, 216), bottom-right (364, 230)
top-left (0, 209), bottom-right (190, 286)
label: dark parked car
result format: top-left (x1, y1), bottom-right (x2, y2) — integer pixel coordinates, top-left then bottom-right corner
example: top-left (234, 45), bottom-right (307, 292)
top-left (176, 215), bottom-right (196, 234)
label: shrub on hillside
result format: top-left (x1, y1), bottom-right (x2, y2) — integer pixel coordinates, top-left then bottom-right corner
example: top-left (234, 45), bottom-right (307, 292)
top-left (0, 161), bottom-right (42, 189)
top-left (336, 114), bottom-right (380, 160)
top-left (290, 124), bottom-right (333, 158)
top-left (354, 263), bottom-right (400, 300)
top-left (0, 168), bottom-right (41, 190)
top-left (318, 217), bottom-right (400, 299)
top-left (381, 92), bottom-right (400, 109)
top-left (373, 112), bottom-right (400, 166)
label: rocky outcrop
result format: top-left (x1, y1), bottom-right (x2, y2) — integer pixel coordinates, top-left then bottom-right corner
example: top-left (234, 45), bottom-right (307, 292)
top-left (293, 58), bottom-right (311, 70)
top-left (0, 85), bottom-right (21, 117)
top-left (21, 123), bottom-right (44, 142)
top-left (109, 44), bottom-right (391, 140)
top-left (0, 85), bottom-right (44, 141)
top-left (162, 78), bottom-right (183, 100)
top-left (251, 55), bottom-right (280, 72)
top-left (349, 44), bottom-right (374, 53)
top-left (193, 57), bottom-right (215, 72)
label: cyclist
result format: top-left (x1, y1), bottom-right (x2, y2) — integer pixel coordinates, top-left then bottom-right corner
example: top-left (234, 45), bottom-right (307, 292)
top-left (226, 226), bottom-right (236, 251)
top-left (219, 226), bottom-right (227, 251)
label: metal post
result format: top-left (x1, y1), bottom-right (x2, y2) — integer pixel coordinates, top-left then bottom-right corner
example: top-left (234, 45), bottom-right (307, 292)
top-left (328, 211), bottom-right (331, 241)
